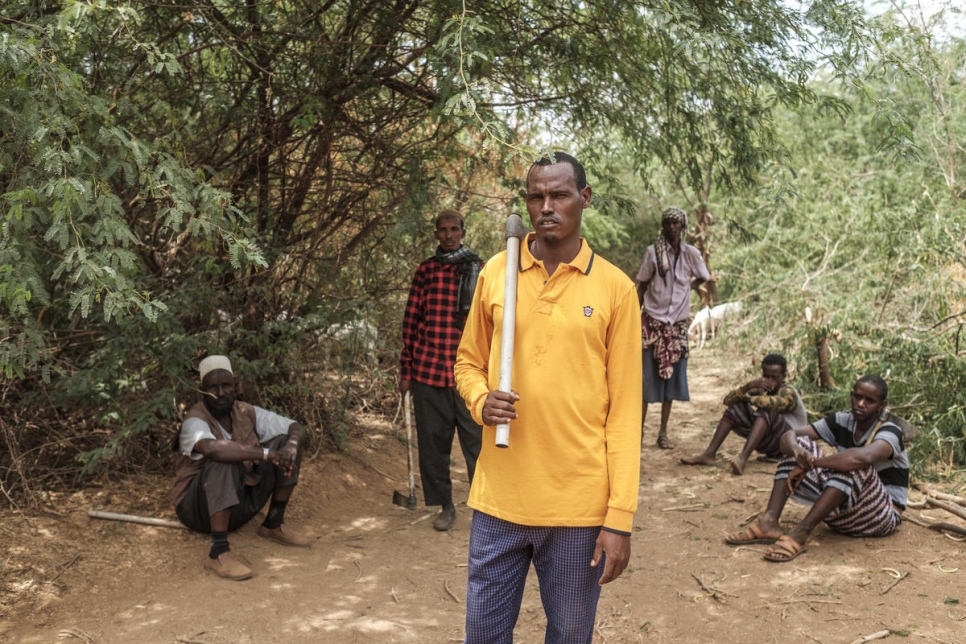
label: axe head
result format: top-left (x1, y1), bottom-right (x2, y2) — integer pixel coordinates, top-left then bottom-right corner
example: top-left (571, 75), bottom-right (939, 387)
top-left (392, 489), bottom-right (417, 510)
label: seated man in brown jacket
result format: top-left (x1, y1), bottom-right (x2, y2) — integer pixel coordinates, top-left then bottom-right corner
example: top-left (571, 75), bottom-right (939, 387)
top-left (172, 355), bottom-right (310, 580)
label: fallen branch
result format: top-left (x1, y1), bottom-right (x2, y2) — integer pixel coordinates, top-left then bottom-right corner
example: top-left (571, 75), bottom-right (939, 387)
top-left (407, 512), bottom-right (434, 526)
top-left (739, 510), bottom-right (762, 527)
top-left (880, 571), bottom-right (910, 595)
top-left (443, 578), bottom-right (461, 603)
top-left (924, 497), bottom-right (966, 523)
top-left (88, 510), bottom-right (185, 529)
top-left (848, 630), bottom-right (890, 644)
top-left (915, 484), bottom-right (966, 507)
top-left (900, 512), bottom-right (932, 528)
top-left (57, 628), bottom-right (95, 643)
top-left (898, 512), bottom-right (966, 537)
top-left (661, 503), bottom-right (707, 512)
top-left (690, 573), bottom-right (733, 603)
top-left (175, 634), bottom-right (207, 644)
top-left (48, 555), bottom-right (80, 584)
top-left (769, 598), bottom-right (843, 606)
top-left (930, 522), bottom-right (966, 537)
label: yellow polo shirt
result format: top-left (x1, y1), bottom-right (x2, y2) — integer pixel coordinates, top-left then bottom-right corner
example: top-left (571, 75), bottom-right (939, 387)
top-left (455, 235), bottom-right (642, 532)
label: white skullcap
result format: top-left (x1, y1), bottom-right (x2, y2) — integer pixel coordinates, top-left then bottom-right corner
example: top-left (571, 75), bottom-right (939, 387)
top-left (199, 355), bottom-right (233, 382)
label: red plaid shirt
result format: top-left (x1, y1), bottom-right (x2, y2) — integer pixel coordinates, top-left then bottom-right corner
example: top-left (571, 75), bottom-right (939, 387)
top-left (401, 255), bottom-right (480, 388)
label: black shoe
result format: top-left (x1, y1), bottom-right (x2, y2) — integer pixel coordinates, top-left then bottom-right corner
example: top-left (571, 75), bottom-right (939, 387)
top-left (434, 506), bottom-right (456, 531)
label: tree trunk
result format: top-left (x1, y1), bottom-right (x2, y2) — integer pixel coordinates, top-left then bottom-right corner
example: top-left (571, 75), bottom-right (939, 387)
top-left (817, 334), bottom-right (836, 389)
top-left (691, 205), bottom-right (718, 309)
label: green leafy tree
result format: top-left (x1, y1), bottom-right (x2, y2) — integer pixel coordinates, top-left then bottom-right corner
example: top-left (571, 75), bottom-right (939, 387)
top-left (0, 0), bottom-right (895, 497)
top-left (707, 3), bottom-right (966, 477)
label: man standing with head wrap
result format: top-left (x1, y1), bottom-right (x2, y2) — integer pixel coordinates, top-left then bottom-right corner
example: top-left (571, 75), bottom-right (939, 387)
top-left (637, 207), bottom-right (709, 450)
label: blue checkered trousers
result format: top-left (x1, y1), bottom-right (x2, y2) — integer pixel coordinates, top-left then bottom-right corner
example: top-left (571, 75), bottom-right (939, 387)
top-left (464, 511), bottom-right (605, 644)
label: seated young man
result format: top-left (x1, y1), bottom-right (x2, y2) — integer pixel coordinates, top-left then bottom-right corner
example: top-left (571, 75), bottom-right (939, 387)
top-left (725, 375), bottom-right (908, 562)
top-left (681, 353), bottom-right (807, 475)
top-left (172, 355), bottom-right (310, 581)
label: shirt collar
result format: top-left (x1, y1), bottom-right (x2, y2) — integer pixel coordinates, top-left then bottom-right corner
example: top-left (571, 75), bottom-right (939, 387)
top-left (520, 233), bottom-right (595, 275)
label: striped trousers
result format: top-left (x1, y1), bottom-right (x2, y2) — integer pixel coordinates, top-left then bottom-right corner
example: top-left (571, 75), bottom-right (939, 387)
top-left (776, 437), bottom-right (901, 537)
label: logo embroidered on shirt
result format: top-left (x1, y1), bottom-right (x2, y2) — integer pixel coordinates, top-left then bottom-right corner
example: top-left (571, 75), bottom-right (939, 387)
top-left (583, 306), bottom-right (594, 317)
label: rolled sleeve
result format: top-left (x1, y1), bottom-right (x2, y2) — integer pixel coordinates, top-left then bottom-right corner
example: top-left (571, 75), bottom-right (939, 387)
top-left (254, 407), bottom-right (296, 443)
top-left (748, 385), bottom-right (798, 413)
top-left (722, 386), bottom-right (749, 407)
top-left (179, 417), bottom-right (216, 459)
top-left (688, 246), bottom-right (710, 282)
top-left (635, 247), bottom-right (656, 283)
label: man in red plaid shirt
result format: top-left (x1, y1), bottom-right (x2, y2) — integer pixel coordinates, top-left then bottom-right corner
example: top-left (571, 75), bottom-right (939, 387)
top-left (400, 210), bottom-right (484, 531)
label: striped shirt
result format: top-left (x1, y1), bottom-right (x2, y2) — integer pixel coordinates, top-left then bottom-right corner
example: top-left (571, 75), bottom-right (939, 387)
top-left (812, 411), bottom-right (910, 509)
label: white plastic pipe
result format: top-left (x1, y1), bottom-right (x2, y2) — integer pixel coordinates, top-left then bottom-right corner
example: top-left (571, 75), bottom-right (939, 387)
top-left (495, 214), bottom-right (529, 448)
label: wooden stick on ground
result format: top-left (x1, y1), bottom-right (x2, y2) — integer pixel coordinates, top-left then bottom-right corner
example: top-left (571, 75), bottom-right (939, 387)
top-left (900, 512), bottom-right (932, 528)
top-left (915, 484), bottom-right (966, 507)
top-left (661, 503), bottom-right (706, 512)
top-left (739, 510), bottom-right (762, 527)
top-left (690, 573), bottom-right (734, 603)
top-left (443, 578), bottom-right (461, 603)
top-left (924, 497), bottom-right (966, 523)
top-left (897, 511), bottom-right (966, 537)
top-left (88, 510), bottom-right (185, 529)
top-left (848, 630), bottom-right (890, 644)
top-left (880, 571), bottom-right (910, 595)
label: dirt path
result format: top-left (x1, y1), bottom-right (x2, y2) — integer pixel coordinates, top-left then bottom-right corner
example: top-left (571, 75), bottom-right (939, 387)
top-left (3, 347), bottom-right (965, 643)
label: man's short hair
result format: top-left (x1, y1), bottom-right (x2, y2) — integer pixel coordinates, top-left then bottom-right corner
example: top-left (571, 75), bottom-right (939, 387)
top-left (435, 209), bottom-right (465, 230)
top-left (528, 151), bottom-right (587, 191)
top-left (856, 374), bottom-right (888, 402)
top-left (761, 353), bottom-right (787, 375)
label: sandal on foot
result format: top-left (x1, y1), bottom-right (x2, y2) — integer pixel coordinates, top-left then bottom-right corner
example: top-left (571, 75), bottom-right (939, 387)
top-left (724, 524), bottom-right (782, 545)
top-left (656, 434), bottom-right (675, 450)
top-left (763, 535), bottom-right (807, 562)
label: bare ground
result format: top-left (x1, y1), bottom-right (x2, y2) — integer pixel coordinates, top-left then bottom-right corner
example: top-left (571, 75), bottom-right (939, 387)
top-left (2, 347), bottom-right (966, 644)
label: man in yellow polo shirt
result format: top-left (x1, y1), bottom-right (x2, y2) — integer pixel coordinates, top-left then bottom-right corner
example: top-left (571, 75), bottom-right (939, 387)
top-left (455, 152), bottom-right (642, 643)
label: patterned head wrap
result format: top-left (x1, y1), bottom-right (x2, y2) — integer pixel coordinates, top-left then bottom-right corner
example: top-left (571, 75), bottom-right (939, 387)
top-left (661, 207), bottom-right (688, 229)
top-left (654, 207), bottom-right (689, 278)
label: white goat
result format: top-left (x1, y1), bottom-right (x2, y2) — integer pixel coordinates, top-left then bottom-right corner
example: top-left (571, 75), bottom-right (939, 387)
top-left (688, 301), bottom-right (742, 348)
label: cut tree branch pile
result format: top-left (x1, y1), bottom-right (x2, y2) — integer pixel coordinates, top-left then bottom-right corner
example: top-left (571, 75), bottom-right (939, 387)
top-left (904, 485), bottom-right (966, 537)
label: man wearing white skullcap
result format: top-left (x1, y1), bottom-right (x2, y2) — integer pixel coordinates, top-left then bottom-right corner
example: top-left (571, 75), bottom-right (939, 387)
top-left (172, 355), bottom-right (310, 580)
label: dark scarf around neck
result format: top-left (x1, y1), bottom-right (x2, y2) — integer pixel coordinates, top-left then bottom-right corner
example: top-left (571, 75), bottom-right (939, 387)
top-left (436, 245), bottom-right (482, 322)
